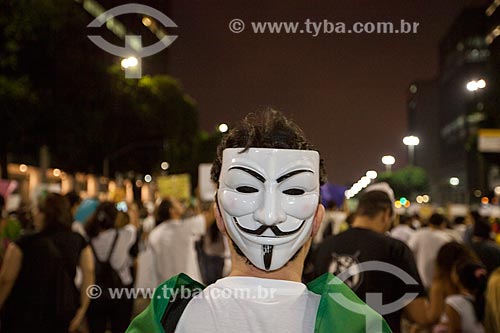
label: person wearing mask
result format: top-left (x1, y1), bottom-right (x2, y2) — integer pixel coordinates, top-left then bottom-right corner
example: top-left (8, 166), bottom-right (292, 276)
top-left (127, 110), bottom-right (390, 333)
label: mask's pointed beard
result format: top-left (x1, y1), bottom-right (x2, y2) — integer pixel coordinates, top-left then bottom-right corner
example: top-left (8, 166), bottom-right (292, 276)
top-left (263, 245), bottom-right (274, 270)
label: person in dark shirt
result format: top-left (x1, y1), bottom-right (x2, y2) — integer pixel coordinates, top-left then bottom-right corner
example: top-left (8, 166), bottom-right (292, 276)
top-left (470, 217), bottom-right (500, 277)
top-left (0, 193), bottom-right (94, 333)
top-left (315, 183), bottom-right (429, 333)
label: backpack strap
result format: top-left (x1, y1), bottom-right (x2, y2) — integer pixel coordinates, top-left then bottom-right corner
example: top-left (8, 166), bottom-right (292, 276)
top-left (90, 229), bottom-right (120, 264)
top-left (106, 229), bottom-right (120, 263)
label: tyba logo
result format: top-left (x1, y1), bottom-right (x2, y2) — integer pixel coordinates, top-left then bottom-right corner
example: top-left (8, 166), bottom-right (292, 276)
top-left (87, 3), bottom-right (177, 78)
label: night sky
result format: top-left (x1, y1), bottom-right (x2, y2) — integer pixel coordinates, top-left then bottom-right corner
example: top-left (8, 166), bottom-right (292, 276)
top-left (159, 0), bottom-right (485, 185)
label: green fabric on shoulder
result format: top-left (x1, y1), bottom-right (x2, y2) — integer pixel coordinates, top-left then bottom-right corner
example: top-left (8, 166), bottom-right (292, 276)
top-left (308, 273), bottom-right (392, 333)
top-left (126, 273), bottom-right (205, 333)
top-left (127, 273), bottom-right (391, 333)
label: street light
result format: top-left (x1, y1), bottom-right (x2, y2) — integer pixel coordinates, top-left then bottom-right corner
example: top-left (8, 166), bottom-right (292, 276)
top-left (466, 79), bottom-right (486, 92)
top-left (449, 177), bottom-right (460, 186)
top-left (161, 161), bottom-right (170, 170)
top-left (218, 123), bottom-right (229, 133)
top-left (366, 170), bottom-right (378, 179)
top-left (121, 56), bottom-right (138, 69)
top-left (403, 135), bottom-right (420, 165)
top-left (381, 155), bottom-right (395, 172)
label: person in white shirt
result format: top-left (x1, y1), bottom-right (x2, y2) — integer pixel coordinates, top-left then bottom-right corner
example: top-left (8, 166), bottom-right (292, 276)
top-left (390, 215), bottom-right (415, 244)
top-left (438, 260), bottom-right (486, 333)
top-left (408, 213), bottom-right (452, 289)
top-left (127, 109), bottom-right (391, 333)
top-left (148, 198), bottom-right (208, 283)
top-left (85, 202), bottom-right (137, 333)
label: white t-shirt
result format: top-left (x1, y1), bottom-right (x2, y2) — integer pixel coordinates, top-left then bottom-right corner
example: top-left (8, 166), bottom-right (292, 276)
top-left (390, 224), bottom-right (415, 244)
top-left (91, 224), bottom-right (137, 286)
top-left (408, 227), bottom-right (451, 288)
top-left (176, 276), bottom-right (321, 333)
top-left (148, 215), bottom-right (206, 282)
top-left (441, 294), bottom-right (484, 333)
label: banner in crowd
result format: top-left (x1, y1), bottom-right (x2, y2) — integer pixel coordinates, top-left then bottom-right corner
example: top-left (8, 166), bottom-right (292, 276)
top-left (157, 174), bottom-right (191, 200)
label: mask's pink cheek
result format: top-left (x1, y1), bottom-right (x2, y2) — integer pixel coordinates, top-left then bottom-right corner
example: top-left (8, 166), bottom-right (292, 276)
top-left (282, 194), bottom-right (319, 220)
top-left (220, 189), bottom-right (259, 216)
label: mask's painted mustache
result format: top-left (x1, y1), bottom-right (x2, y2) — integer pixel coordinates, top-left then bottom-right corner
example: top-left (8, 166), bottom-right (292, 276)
top-left (232, 217), bottom-right (305, 237)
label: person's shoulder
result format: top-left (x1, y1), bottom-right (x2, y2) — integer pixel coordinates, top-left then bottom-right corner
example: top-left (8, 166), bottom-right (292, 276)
top-left (385, 233), bottom-right (410, 248)
top-left (15, 231), bottom-right (39, 249)
top-left (149, 222), bottom-right (168, 237)
top-left (445, 294), bottom-right (467, 309)
top-left (185, 214), bottom-right (205, 225)
top-left (126, 273), bottom-right (205, 333)
top-left (69, 230), bottom-right (88, 247)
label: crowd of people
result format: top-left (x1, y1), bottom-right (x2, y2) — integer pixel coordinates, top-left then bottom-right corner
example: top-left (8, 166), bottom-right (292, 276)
top-left (0, 110), bottom-right (499, 333)
top-left (312, 189), bottom-right (500, 333)
top-left (0, 192), bottom-right (218, 333)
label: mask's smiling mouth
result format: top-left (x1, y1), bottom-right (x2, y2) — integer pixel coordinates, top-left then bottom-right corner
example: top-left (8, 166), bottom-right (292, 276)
top-left (232, 217), bottom-right (305, 237)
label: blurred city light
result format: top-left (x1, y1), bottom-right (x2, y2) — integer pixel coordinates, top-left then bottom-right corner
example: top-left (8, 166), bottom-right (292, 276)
top-left (403, 136), bottom-right (420, 146)
top-left (142, 17), bottom-right (152, 27)
top-left (136, 180), bottom-right (143, 187)
top-left (352, 183), bottom-right (362, 192)
top-left (382, 155), bottom-right (395, 172)
top-left (121, 56), bottom-right (138, 69)
top-left (161, 161), bottom-right (170, 170)
top-left (466, 79), bottom-right (486, 91)
top-left (422, 195), bottom-right (430, 203)
top-left (481, 196), bottom-right (489, 204)
top-left (416, 195), bottom-right (423, 204)
top-left (218, 123), bottom-right (229, 133)
top-left (495, 186), bottom-right (500, 196)
top-left (360, 176), bottom-right (371, 187)
top-left (144, 174), bottom-right (152, 183)
top-left (381, 155), bottom-right (396, 165)
top-left (449, 177), bottom-right (460, 186)
top-left (19, 164), bottom-right (28, 172)
top-left (53, 168), bottom-right (61, 177)
top-left (366, 170), bottom-right (378, 179)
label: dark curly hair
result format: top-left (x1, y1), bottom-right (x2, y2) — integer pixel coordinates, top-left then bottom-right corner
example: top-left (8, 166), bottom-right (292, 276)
top-left (211, 109), bottom-right (327, 185)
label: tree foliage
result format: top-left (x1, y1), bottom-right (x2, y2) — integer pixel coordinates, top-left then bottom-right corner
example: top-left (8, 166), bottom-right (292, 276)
top-left (0, 0), bottom-right (214, 179)
top-left (377, 166), bottom-right (429, 199)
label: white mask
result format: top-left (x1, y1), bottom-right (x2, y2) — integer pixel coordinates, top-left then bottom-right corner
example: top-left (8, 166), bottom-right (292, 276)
top-left (217, 147), bottom-right (320, 271)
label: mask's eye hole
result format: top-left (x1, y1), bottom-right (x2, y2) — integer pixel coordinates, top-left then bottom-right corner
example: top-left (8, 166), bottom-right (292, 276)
top-left (283, 188), bottom-right (305, 195)
top-left (236, 186), bottom-right (259, 193)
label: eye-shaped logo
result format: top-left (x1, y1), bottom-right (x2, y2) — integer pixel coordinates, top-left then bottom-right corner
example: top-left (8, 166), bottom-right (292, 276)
top-left (87, 3), bottom-right (178, 78)
top-left (328, 251), bottom-right (363, 290)
top-left (329, 260), bottom-right (419, 333)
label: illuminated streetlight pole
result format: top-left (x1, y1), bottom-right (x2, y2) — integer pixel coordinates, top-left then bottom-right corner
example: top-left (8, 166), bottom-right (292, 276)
top-left (381, 155), bottom-right (395, 173)
top-left (403, 135), bottom-right (420, 165)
